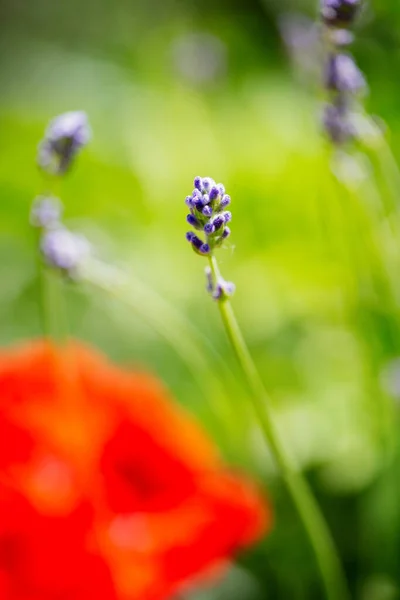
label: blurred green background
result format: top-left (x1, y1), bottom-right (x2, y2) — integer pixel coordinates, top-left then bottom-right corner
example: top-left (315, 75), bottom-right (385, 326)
top-left (2, 0), bottom-right (400, 598)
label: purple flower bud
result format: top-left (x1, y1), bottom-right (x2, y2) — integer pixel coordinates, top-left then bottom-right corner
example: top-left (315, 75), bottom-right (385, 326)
top-left (191, 235), bottom-right (204, 251)
top-left (321, 0), bottom-right (361, 28)
top-left (192, 189), bottom-right (202, 200)
top-left (223, 211), bottom-right (232, 223)
top-left (201, 177), bottom-right (216, 192)
top-left (222, 226), bottom-right (231, 239)
top-left (223, 281), bottom-right (236, 295)
top-left (220, 194), bottom-right (231, 208)
top-left (195, 199), bottom-right (205, 211)
top-left (187, 214), bottom-right (202, 229)
top-left (185, 195), bottom-right (194, 207)
top-left (187, 233), bottom-right (209, 255)
top-left (209, 186), bottom-right (220, 201)
top-left (202, 205), bottom-right (213, 217)
top-left (38, 111), bottom-right (91, 175)
top-left (217, 183), bottom-right (225, 196)
top-left (212, 278), bottom-right (235, 300)
top-left (202, 194), bottom-right (210, 205)
top-left (41, 227), bottom-right (90, 273)
top-left (204, 222), bottom-right (215, 235)
top-left (325, 53), bottom-right (366, 94)
top-left (194, 176), bottom-right (202, 190)
top-left (30, 196), bottom-right (63, 228)
top-left (213, 216), bottom-right (224, 231)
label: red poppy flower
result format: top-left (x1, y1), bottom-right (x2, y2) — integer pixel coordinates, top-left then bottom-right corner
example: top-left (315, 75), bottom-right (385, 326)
top-left (0, 339), bottom-right (270, 599)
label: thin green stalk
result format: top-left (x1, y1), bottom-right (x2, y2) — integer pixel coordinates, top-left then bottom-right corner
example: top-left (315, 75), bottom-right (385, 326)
top-left (208, 254), bottom-right (350, 600)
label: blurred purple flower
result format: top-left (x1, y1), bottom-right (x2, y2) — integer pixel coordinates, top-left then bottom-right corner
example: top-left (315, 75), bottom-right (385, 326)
top-left (41, 227), bottom-right (91, 275)
top-left (30, 195), bottom-right (63, 229)
top-left (325, 53), bottom-right (366, 93)
top-left (38, 111), bottom-right (91, 175)
top-left (321, 0), bottom-right (362, 28)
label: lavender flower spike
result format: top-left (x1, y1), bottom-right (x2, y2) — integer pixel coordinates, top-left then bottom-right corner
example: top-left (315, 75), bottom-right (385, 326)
top-left (38, 111), bottom-right (91, 175)
top-left (185, 176), bottom-right (235, 299)
top-left (185, 176), bottom-right (232, 257)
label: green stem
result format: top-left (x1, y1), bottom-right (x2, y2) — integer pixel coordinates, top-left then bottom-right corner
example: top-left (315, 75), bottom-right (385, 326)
top-left (208, 254), bottom-right (350, 600)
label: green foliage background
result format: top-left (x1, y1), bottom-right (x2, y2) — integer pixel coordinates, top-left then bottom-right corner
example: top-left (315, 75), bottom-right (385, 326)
top-left (1, 0), bottom-right (400, 598)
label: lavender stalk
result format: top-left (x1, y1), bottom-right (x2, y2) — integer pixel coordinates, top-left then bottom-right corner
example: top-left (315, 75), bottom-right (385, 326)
top-left (32, 111), bottom-right (91, 342)
top-left (185, 176), bottom-right (350, 600)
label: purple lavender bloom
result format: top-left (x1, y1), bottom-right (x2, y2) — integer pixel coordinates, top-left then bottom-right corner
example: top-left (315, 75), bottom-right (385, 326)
top-left (212, 278), bottom-right (236, 300)
top-left (212, 216), bottom-right (224, 231)
top-left (186, 232), bottom-right (210, 255)
top-left (41, 227), bottom-right (91, 274)
top-left (185, 195), bottom-right (194, 207)
top-left (220, 195), bottom-right (231, 209)
top-left (38, 111), bottom-right (91, 175)
top-left (30, 196), bottom-right (63, 229)
top-left (201, 177), bottom-right (216, 193)
top-left (195, 199), bottom-right (205, 211)
top-left (185, 176), bottom-right (232, 255)
top-left (187, 214), bottom-right (202, 229)
top-left (204, 222), bottom-right (215, 235)
top-left (321, 0), bottom-right (361, 28)
top-left (325, 53), bottom-right (366, 94)
top-left (222, 226), bottom-right (231, 239)
top-left (192, 189), bottom-right (202, 200)
top-left (209, 186), bottom-right (220, 201)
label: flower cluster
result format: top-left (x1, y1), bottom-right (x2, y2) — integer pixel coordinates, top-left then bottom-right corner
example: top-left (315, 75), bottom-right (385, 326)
top-left (185, 176), bottom-right (231, 256)
top-left (37, 111), bottom-right (91, 175)
top-left (320, 0), bottom-right (365, 145)
top-left (0, 340), bottom-right (268, 599)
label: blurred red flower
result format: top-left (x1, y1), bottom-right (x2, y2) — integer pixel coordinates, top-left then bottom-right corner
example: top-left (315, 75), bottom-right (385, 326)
top-left (0, 340), bottom-right (270, 599)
